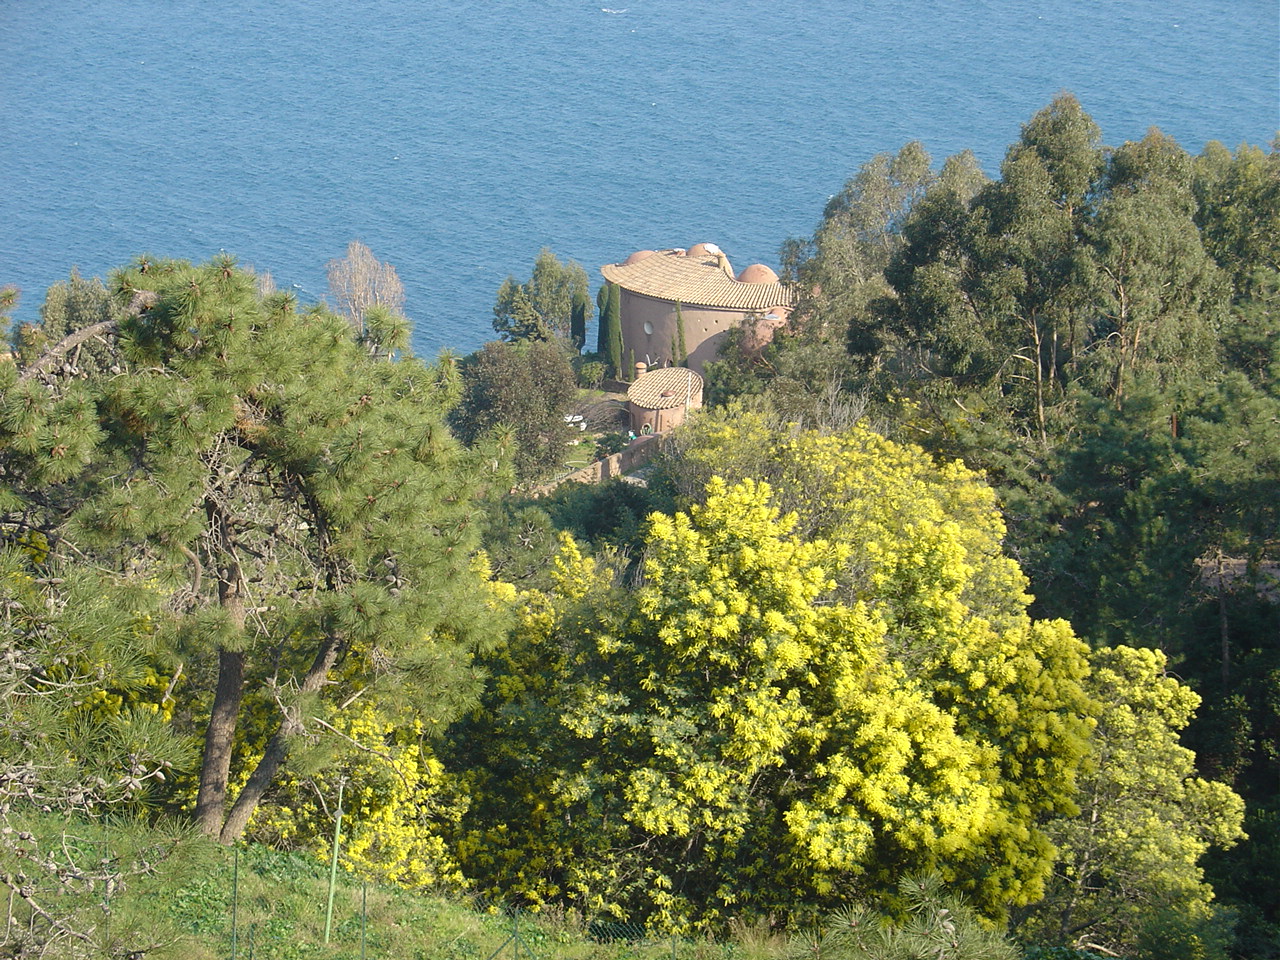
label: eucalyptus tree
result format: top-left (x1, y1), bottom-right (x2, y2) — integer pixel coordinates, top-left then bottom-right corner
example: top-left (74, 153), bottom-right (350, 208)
top-left (804, 140), bottom-right (937, 334)
top-left (872, 94), bottom-right (1105, 447)
top-left (1083, 129), bottom-right (1227, 411)
top-left (733, 143), bottom-right (985, 420)
top-left (1193, 139), bottom-right (1280, 305)
top-left (494, 248), bottom-right (591, 343)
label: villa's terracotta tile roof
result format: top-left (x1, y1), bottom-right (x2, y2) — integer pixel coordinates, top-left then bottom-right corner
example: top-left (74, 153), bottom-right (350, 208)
top-left (602, 249), bottom-right (795, 312)
top-left (627, 366), bottom-right (704, 410)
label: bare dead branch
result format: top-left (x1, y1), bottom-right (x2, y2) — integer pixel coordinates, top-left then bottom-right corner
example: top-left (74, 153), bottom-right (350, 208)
top-left (17, 320), bottom-right (120, 384)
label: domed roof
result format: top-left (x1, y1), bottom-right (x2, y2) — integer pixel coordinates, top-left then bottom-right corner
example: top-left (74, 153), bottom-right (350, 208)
top-left (623, 249), bottom-right (657, 265)
top-left (737, 263), bottom-right (780, 284)
top-left (685, 242), bottom-right (721, 258)
top-left (601, 248), bottom-right (796, 311)
top-left (627, 366), bottom-right (705, 411)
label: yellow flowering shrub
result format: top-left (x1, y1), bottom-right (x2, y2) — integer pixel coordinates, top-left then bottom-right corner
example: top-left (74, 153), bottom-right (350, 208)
top-left (450, 421), bottom-right (1096, 928)
top-left (251, 703), bottom-right (467, 889)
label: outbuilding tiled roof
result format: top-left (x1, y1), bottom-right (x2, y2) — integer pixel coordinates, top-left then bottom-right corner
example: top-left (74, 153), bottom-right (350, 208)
top-left (627, 367), bottom-right (704, 411)
top-left (602, 248), bottom-right (795, 312)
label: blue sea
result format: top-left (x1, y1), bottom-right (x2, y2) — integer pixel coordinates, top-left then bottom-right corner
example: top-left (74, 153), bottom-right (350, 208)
top-left (2, 0), bottom-right (1276, 357)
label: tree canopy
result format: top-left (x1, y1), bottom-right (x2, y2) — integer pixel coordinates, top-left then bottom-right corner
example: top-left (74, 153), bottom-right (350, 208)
top-left (2, 255), bottom-right (505, 847)
top-left (708, 93), bottom-right (1276, 953)
top-left (448, 420), bottom-right (1100, 928)
top-left (451, 338), bottom-right (579, 482)
top-left (1, 92), bottom-right (1273, 958)
top-left (493, 248), bottom-right (591, 344)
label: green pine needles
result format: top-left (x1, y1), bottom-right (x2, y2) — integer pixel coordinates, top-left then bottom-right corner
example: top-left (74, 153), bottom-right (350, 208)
top-left (3, 255), bottom-right (506, 848)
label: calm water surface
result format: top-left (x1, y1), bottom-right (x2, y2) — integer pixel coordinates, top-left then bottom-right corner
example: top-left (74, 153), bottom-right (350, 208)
top-left (2, 0), bottom-right (1276, 355)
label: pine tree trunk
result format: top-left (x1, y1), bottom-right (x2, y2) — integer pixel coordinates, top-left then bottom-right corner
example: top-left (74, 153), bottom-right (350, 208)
top-left (194, 647), bottom-right (246, 837)
top-left (195, 527), bottom-right (248, 839)
top-left (218, 636), bottom-right (342, 844)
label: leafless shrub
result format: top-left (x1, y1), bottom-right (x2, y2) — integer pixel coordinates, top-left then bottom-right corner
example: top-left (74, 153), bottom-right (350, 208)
top-left (326, 241), bottom-right (405, 334)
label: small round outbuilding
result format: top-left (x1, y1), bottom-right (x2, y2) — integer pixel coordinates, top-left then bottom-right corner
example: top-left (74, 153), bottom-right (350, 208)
top-left (626, 366), bottom-right (704, 436)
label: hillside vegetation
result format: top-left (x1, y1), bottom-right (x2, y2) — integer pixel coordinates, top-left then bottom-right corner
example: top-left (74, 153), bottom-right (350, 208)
top-left (0, 95), bottom-right (1275, 959)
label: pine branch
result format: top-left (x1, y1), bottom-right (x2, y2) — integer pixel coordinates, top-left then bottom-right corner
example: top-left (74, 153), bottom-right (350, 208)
top-left (309, 716), bottom-right (412, 791)
top-left (16, 286), bottom-right (157, 384)
top-left (17, 319), bottom-right (120, 383)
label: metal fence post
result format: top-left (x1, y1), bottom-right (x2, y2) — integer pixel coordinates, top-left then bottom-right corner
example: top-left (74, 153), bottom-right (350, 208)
top-left (231, 846), bottom-right (239, 960)
top-left (102, 834), bottom-right (111, 957)
top-left (324, 778), bottom-right (346, 944)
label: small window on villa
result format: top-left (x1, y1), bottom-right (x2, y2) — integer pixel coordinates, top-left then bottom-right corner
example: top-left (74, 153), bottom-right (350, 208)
top-left (643, 321), bottom-right (654, 335)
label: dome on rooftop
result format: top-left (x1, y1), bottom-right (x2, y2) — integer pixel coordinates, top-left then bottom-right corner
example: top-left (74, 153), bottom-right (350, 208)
top-left (685, 242), bottom-right (720, 258)
top-left (737, 263), bottom-right (780, 284)
top-left (623, 249), bottom-right (657, 265)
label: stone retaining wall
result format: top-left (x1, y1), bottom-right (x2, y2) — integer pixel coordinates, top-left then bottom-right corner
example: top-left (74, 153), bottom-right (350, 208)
top-left (530, 434), bottom-right (661, 497)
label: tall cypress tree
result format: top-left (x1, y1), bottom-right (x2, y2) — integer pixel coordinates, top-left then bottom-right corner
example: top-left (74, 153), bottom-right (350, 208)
top-left (595, 283), bottom-right (611, 356)
top-left (605, 282), bottom-right (623, 378)
top-left (675, 301), bottom-right (689, 365)
top-left (570, 288), bottom-right (589, 352)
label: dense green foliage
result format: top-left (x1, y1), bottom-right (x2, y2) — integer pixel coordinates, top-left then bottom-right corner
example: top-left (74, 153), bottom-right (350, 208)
top-left (1015, 645), bottom-right (1244, 951)
top-left (794, 874), bottom-right (1019, 960)
top-left (494, 247), bottom-right (592, 343)
top-left (709, 94), bottom-right (1276, 956)
top-left (597, 281), bottom-right (623, 377)
top-left (0, 94), bottom-right (1272, 959)
top-left (451, 337), bottom-right (580, 481)
top-left (0, 256), bottom-right (504, 860)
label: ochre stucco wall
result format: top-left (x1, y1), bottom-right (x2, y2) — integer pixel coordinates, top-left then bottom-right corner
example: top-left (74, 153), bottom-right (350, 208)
top-left (618, 290), bottom-right (745, 373)
top-left (629, 402), bottom-right (690, 436)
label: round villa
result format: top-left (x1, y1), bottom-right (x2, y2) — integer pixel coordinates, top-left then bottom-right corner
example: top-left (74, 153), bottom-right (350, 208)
top-left (601, 244), bottom-right (796, 373)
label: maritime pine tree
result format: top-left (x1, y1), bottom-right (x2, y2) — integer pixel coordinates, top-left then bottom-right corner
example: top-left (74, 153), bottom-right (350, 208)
top-left (6, 255), bottom-right (505, 844)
